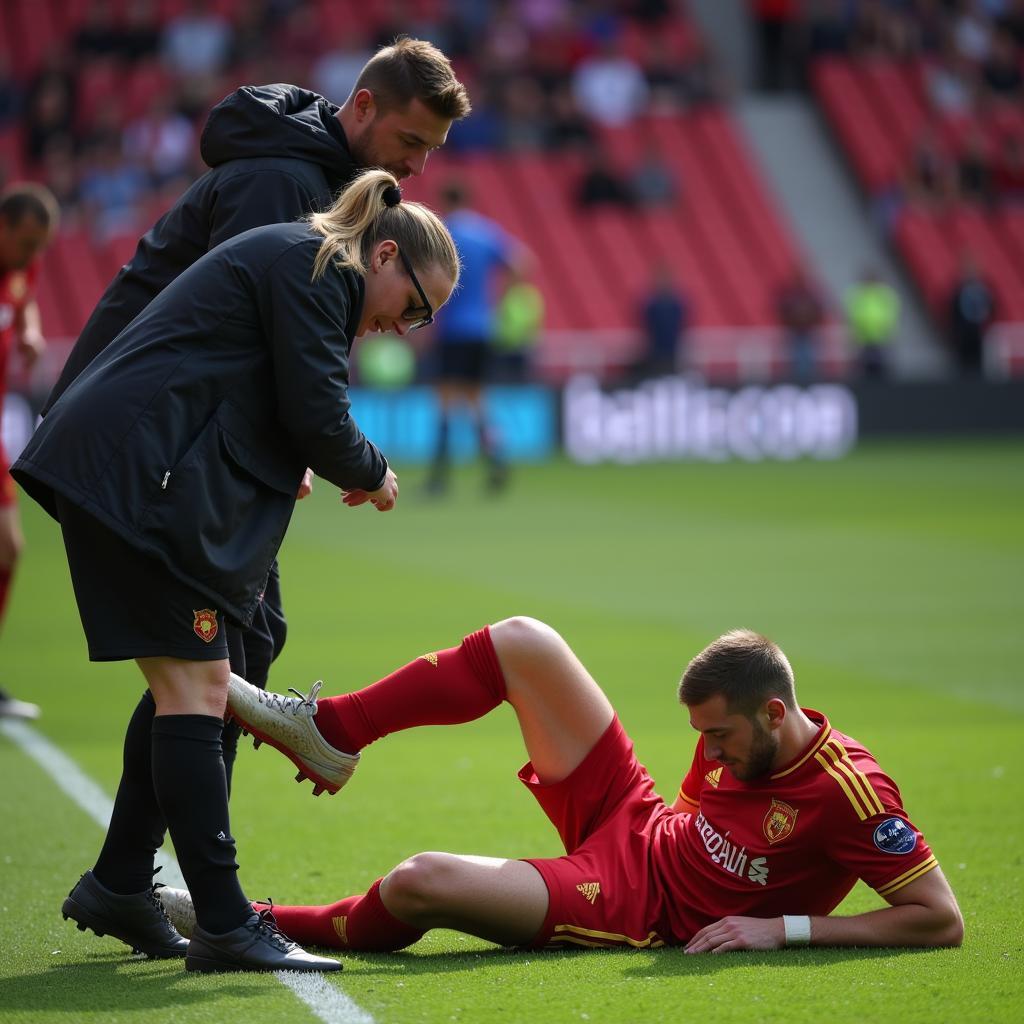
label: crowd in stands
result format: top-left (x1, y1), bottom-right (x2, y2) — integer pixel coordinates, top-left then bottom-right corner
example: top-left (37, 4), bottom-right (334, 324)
top-left (757, 0), bottom-right (1024, 212)
top-left (0, 0), bottom-right (726, 245)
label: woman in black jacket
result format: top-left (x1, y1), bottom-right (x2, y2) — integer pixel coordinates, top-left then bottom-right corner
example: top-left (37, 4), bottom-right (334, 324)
top-left (12, 169), bottom-right (459, 973)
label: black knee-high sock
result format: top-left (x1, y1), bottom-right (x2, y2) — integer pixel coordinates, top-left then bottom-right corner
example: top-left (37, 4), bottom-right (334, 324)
top-left (151, 715), bottom-right (251, 934)
top-left (93, 692), bottom-right (167, 894)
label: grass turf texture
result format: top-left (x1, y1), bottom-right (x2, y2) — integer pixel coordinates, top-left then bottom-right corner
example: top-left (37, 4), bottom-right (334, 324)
top-left (1, 439), bottom-right (1021, 1024)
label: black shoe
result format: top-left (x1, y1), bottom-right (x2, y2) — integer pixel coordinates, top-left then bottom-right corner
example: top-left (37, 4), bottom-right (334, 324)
top-left (185, 908), bottom-right (342, 973)
top-left (62, 870), bottom-right (188, 958)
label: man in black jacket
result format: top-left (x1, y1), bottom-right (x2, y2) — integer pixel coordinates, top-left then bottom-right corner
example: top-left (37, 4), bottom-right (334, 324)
top-left (43, 36), bottom-right (470, 782)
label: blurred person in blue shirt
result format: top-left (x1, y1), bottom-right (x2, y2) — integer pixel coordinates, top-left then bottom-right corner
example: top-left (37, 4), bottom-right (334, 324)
top-left (427, 181), bottom-right (529, 495)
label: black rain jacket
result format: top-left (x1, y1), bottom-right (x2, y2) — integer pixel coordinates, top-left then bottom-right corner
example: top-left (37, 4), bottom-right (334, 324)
top-left (43, 84), bottom-right (355, 413)
top-left (14, 223), bottom-right (385, 626)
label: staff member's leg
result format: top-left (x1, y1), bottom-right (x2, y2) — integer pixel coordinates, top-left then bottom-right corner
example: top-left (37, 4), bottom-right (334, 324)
top-left (55, 497), bottom-right (336, 971)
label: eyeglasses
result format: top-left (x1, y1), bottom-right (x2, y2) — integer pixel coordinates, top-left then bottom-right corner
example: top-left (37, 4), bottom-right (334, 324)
top-left (397, 248), bottom-right (434, 330)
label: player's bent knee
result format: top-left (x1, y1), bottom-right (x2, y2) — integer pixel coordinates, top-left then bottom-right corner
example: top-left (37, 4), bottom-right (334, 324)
top-left (383, 852), bottom-right (462, 919)
top-left (491, 616), bottom-right (568, 667)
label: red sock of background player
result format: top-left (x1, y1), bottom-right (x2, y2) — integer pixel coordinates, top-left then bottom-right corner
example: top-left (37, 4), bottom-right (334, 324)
top-left (313, 626), bottom-right (506, 753)
top-left (264, 879), bottom-right (425, 952)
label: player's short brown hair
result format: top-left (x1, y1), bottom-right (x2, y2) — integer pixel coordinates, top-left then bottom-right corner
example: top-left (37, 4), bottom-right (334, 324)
top-left (0, 182), bottom-right (59, 230)
top-left (678, 630), bottom-right (797, 718)
top-left (354, 36), bottom-right (471, 121)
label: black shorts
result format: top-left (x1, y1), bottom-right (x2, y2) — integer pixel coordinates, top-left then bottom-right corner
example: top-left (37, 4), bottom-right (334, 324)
top-left (56, 495), bottom-right (230, 663)
top-left (437, 341), bottom-right (490, 384)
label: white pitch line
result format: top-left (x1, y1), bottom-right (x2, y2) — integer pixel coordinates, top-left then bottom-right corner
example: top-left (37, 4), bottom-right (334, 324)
top-left (1, 718), bottom-right (374, 1024)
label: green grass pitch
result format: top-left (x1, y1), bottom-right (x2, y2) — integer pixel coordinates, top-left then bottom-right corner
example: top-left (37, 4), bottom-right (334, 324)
top-left (1, 439), bottom-right (1022, 1024)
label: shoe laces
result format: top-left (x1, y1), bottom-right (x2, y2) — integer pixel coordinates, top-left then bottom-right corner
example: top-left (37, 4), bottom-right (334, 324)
top-left (146, 867), bottom-right (174, 928)
top-left (254, 904), bottom-right (295, 952)
top-left (254, 681), bottom-right (323, 716)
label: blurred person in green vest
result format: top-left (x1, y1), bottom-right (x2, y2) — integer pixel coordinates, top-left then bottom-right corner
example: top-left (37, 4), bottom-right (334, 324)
top-left (492, 277), bottom-right (544, 383)
top-left (845, 269), bottom-right (900, 379)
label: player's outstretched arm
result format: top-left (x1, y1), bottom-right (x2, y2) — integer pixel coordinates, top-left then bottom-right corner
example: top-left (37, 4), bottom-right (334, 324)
top-left (685, 866), bottom-right (963, 954)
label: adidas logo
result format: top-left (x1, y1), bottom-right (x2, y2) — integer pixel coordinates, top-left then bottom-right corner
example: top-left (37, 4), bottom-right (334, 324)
top-left (216, 830), bottom-right (227, 841)
top-left (419, 652), bottom-right (439, 667)
top-left (704, 767), bottom-right (723, 788)
top-left (576, 882), bottom-right (601, 904)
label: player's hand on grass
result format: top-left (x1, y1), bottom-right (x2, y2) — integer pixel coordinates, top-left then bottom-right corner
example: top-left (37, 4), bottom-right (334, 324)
top-left (684, 916), bottom-right (786, 954)
top-left (342, 467), bottom-right (399, 511)
top-left (297, 468), bottom-right (314, 500)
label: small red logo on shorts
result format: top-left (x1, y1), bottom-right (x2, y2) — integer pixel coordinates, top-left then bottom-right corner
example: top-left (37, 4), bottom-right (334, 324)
top-left (193, 609), bottom-right (219, 643)
top-left (763, 797), bottom-right (798, 845)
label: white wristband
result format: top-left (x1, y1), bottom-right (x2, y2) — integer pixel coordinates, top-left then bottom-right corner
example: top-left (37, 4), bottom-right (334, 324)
top-left (783, 915), bottom-right (812, 947)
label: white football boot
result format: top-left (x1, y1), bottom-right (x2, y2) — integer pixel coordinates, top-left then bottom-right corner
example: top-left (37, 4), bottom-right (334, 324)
top-left (226, 675), bottom-right (359, 796)
top-left (155, 887), bottom-right (196, 940)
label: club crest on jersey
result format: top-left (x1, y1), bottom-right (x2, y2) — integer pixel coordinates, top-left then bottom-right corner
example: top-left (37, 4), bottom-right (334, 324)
top-left (192, 609), bottom-right (218, 643)
top-left (873, 817), bottom-right (917, 855)
top-left (763, 798), bottom-right (799, 845)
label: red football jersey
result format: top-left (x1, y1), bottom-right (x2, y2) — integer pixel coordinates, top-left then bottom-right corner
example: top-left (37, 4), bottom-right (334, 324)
top-left (648, 709), bottom-right (937, 941)
top-left (0, 262), bottom-right (39, 401)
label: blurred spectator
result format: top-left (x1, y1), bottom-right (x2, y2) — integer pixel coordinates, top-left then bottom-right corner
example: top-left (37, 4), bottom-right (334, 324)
top-left (230, 0), bottom-right (274, 68)
top-left (644, 36), bottom-right (689, 113)
top-left (123, 95), bottom-right (196, 188)
top-left (576, 147), bottom-right (633, 209)
top-left (313, 37), bottom-right (372, 105)
top-left (948, 254), bottom-right (996, 374)
top-left (79, 141), bottom-right (148, 241)
top-left (630, 146), bottom-right (677, 206)
top-left (545, 84), bottom-right (595, 151)
top-left (751, 0), bottom-right (800, 91)
top-left (426, 180), bottom-right (529, 496)
top-left (804, 0), bottom-right (853, 59)
top-left (680, 39), bottom-right (730, 107)
top-left (73, 0), bottom-right (123, 61)
top-left (952, 1), bottom-right (992, 63)
top-left (999, 0), bottom-right (1024, 45)
top-left (500, 77), bottom-right (548, 151)
top-left (635, 264), bottom-right (689, 379)
top-left (981, 27), bottom-right (1024, 101)
top-left (23, 48), bottom-right (77, 164)
top-left (0, 54), bottom-right (21, 128)
top-left (994, 134), bottom-right (1024, 202)
top-left (905, 127), bottom-right (958, 207)
top-left (275, 3), bottom-right (322, 73)
top-left (777, 269), bottom-right (825, 383)
top-left (572, 38), bottom-right (649, 126)
top-left (76, 0), bottom-right (160, 64)
top-left (118, 0), bottom-right (162, 64)
top-left (161, 0), bottom-right (233, 78)
top-left (844, 268), bottom-right (900, 379)
top-left (493, 277), bottom-right (545, 383)
top-left (958, 128), bottom-right (995, 205)
top-left (924, 46), bottom-right (976, 115)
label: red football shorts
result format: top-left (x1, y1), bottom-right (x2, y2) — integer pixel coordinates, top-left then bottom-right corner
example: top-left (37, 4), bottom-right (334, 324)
top-left (519, 716), bottom-right (675, 949)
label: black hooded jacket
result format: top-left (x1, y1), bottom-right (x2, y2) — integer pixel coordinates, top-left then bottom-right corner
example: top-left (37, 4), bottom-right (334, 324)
top-left (43, 84), bottom-right (357, 413)
top-left (15, 222), bottom-right (385, 626)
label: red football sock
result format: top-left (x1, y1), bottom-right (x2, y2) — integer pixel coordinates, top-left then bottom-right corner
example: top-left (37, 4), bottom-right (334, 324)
top-left (267, 879), bottom-right (425, 951)
top-left (314, 626), bottom-right (507, 753)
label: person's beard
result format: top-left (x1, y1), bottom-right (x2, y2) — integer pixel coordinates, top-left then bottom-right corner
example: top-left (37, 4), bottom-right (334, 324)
top-left (731, 717), bottom-right (779, 781)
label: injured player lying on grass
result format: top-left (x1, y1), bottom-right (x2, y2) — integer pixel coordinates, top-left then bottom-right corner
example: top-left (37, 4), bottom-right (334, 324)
top-left (160, 617), bottom-right (963, 954)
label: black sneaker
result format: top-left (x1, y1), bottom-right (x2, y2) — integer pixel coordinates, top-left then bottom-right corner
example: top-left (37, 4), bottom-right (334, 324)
top-left (62, 870), bottom-right (188, 958)
top-left (186, 908), bottom-right (342, 973)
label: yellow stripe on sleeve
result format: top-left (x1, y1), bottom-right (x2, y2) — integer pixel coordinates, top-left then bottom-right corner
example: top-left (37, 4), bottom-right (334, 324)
top-left (814, 750), bottom-right (871, 820)
top-left (876, 855), bottom-right (938, 898)
top-left (825, 740), bottom-right (886, 817)
top-left (677, 786), bottom-right (700, 808)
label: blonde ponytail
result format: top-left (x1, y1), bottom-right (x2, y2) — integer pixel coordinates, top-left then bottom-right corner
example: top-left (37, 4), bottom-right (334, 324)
top-left (308, 168), bottom-right (461, 291)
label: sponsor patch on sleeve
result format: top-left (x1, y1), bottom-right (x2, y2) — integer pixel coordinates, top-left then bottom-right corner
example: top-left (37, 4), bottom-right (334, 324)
top-left (872, 816), bottom-right (917, 855)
